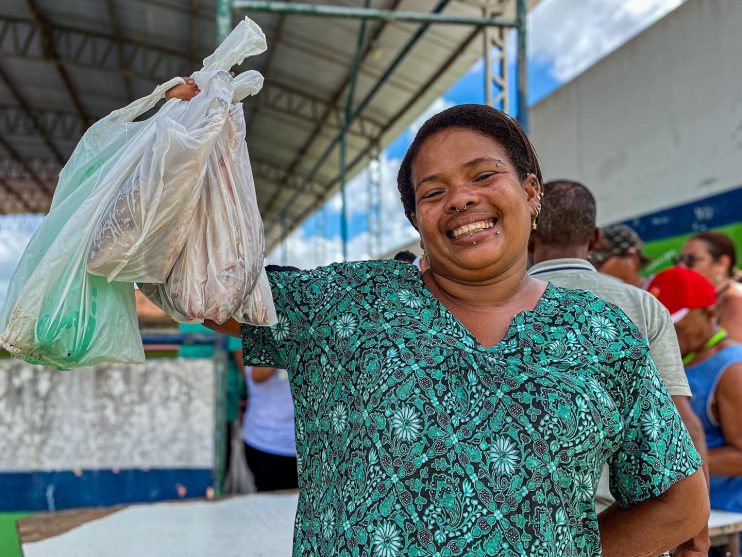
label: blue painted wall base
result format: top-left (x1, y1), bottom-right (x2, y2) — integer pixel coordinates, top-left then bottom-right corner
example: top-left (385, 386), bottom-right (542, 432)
top-left (0, 468), bottom-right (213, 512)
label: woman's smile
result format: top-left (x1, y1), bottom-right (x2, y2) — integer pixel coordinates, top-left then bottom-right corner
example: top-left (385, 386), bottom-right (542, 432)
top-left (447, 216), bottom-right (499, 241)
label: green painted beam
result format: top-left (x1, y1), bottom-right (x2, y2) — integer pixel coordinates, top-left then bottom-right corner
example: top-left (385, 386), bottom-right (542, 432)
top-left (233, 1), bottom-right (518, 27)
top-left (216, 0), bottom-right (233, 43)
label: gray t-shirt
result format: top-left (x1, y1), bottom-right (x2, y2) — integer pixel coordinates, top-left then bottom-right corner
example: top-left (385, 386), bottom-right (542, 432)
top-left (529, 258), bottom-right (691, 512)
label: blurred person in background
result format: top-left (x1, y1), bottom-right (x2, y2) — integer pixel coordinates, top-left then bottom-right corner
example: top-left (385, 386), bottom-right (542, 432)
top-left (649, 266), bottom-right (742, 514)
top-left (393, 250), bottom-right (417, 264)
top-left (680, 232), bottom-right (742, 342)
top-left (242, 265), bottom-right (298, 492)
top-left (530, 179), bottom-right (709, 554)
top-left (589, 224), bottom-right (650, 288)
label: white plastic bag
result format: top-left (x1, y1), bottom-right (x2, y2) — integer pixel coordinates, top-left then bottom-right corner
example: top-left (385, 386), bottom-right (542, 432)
top-left (0, 75), bottom-right (193, 368)
top-left (223, 419), bottom-right (256, 495)
top-left (139, 85), bottom-right (277, 326)
top-left (86, 72), bottom-right (235, 283)
top-left (86, 18), bottom-right (267, 284)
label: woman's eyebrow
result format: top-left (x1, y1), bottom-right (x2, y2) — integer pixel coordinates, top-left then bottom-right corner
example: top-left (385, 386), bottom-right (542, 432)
top-left (415, 174), bottom-right (439, 190)
top-left (463, 156), bottom-right (504, 169)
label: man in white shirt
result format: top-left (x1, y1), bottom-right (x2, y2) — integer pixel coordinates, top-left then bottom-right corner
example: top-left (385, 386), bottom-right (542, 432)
top-left (528, 180), bottom-right (709, 555)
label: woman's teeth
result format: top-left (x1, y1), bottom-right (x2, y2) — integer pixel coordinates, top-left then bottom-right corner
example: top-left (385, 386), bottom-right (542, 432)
top-left (450, 219), bottom-right (495, 239)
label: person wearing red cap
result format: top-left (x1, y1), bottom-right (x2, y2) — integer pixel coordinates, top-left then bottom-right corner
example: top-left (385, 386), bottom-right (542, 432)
top-left (649, 266), bottom-right (742, 514)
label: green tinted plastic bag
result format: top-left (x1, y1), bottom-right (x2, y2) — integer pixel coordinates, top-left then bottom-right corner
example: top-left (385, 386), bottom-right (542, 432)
top-left (0, 76), bottom-right (183, 369)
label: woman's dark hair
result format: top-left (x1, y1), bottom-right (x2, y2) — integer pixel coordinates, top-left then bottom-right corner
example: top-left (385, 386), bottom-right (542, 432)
top-left (692, 231), bottom-right (737, 277)
top-left (397, 104), bottom-right (542, 226)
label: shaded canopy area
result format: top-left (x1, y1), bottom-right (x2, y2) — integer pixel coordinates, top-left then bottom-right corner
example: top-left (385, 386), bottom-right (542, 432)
top-left (0, 0), bottom-right (527, 250)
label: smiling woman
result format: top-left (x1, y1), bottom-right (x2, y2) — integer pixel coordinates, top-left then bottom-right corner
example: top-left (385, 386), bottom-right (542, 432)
top-left (197, 104), bottom-right (709, 556)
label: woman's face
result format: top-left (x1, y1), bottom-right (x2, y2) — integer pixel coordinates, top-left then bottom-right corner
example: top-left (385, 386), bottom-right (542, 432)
top-left (681, 239), bottom-right (725, 286)
top-left (410, 128), bottom-right (539, 282)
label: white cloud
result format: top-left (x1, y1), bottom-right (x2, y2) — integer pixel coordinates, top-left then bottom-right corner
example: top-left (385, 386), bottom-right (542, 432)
top-left (408, 97), bottom-right (455, 140)
top-left (0, 215), bottom-right (43, 308)
top-left (529, 0), bottom-right (685, 83)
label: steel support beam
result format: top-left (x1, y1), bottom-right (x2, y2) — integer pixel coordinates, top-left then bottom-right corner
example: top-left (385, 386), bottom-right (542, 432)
top-left (244, 13), bottom-right (286, 138)
top-left (516, 0), bottom-right (528, 131)
top-left (366, 146), bottom-right (382, 258)
top-left (262, 0), bottom-right (402, 241)
top-left (0, 65), bottom-right (66, 165)
top-left (25, 0), bottom-right (90, 128)
top-left (338, 0), bottom-right (372, 262)
top-left (106, 0), bottom-right (134, 103)
top-left (250, 155), bottom-right (324, 196)
top-left (0, 16), bottom-right (384, 141)
top-left (483, 10), bottom-right (508, 111)
top-left (234, 1), bottom-right (518, 27)
top-left (265, 25), bottom-right (484, 251)
top-left (0, 177), bottom-right (35, 213)
top-left (216, 0), bottom-right (232, 42)
top-left (189, 0), bottom-right (200, 65)
top-left (253, 81), bottom-right (383, 140)
top-left (0, 157), bottom-right (61, 183)
top-left (0, 105), bottom-right (86, 141)
top-left (0, 139), bottom-right (56, 196)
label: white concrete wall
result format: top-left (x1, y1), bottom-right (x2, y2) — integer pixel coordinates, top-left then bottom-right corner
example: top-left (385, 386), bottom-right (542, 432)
top-left (0, 359), bottom-right (214, 471)
top-left (530, 0), bottom-right (742, 225)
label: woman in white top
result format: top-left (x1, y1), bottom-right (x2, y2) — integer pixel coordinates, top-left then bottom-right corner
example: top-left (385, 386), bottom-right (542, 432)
top-left (241, 265), bottom-right (298, 492)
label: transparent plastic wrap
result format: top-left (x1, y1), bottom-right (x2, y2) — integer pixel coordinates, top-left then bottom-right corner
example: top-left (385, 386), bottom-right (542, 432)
top-left (86, 17), bottom-right (267, 284)
top-left (139, 101), bottom-right (276, 327)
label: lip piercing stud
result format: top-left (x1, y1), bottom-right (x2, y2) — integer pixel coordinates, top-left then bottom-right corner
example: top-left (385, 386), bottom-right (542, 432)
top-left (472, 241), bottom-right (477, 246)
top-left (496, 230), bottom-right (501, 235)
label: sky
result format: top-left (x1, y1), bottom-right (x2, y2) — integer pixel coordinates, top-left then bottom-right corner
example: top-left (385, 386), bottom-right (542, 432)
top-left (0, 0), bottom-right (685, 306)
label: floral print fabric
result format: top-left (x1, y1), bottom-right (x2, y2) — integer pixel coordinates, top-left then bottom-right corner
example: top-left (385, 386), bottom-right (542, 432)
top-left (241, 260), bottom-right (700, 556)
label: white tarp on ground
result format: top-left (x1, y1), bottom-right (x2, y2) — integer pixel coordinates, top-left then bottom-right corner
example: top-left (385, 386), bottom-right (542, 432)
top-left (23, 493), bottom-right (298, 557)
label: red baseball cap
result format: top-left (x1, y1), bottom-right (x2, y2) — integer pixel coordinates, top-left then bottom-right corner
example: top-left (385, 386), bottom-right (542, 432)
top-left (647, 266), bottom-right (716, 323)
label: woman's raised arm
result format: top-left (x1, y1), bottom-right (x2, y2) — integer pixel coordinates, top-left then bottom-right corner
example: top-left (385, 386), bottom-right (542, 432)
top-left (203, 318), bottom-right (241, 338)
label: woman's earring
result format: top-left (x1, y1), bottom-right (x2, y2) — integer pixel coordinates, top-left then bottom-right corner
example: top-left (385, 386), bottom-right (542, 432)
top-left (531, 205), bottom-right (541, 231)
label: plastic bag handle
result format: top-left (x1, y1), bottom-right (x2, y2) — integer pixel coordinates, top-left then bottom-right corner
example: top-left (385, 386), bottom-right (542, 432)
top-left (107, 77), bottom-right (186, 123)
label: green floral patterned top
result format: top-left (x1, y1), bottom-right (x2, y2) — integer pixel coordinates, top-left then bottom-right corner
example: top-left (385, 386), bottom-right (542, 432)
top-left (241, 260), bottom-right (700, 556)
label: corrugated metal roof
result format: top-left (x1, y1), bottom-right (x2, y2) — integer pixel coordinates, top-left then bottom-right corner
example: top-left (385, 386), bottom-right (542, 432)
top-left (0, 0), bottom-right (526, 251)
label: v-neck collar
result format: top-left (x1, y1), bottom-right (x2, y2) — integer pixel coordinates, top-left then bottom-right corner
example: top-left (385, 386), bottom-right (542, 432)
top-left (415, 272), bottom-right (556, 352)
